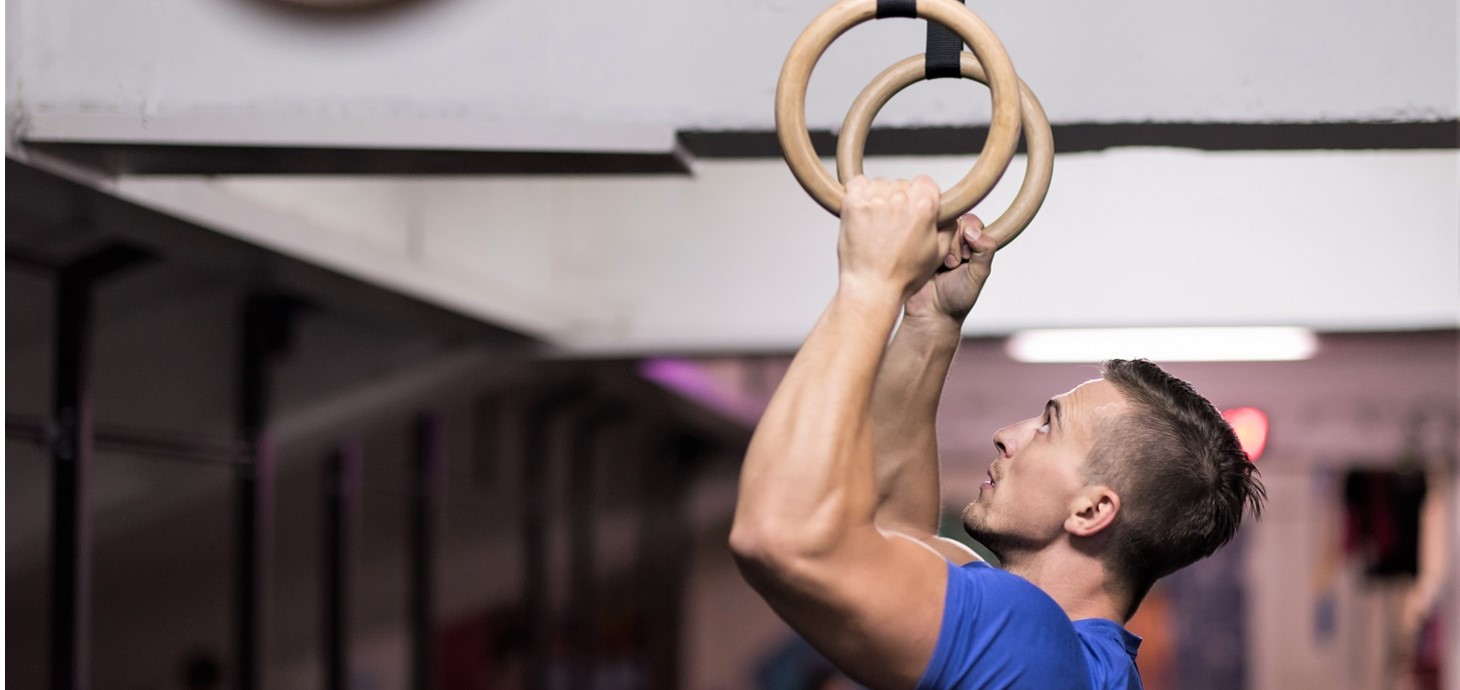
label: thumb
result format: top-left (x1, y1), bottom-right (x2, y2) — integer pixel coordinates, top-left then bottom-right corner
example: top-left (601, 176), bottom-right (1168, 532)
top-left (959, 228), bottom-right (996, 289)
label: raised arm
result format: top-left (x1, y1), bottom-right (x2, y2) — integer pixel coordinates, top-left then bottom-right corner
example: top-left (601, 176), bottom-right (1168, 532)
top-left (870, 215), bottom-right (997, 559)
top-left (730, 176), bottom-right (962, 690)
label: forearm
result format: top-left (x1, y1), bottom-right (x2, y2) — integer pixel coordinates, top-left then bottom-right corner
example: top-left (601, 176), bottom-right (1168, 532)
top-left (870, 316), bottom-right (963, 533)
top-left (731, 279), bottom-right (904, 556)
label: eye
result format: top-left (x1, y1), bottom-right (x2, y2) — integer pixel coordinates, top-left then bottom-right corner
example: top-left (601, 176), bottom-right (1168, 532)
top-left (1037, 418), bottom-right (1050, 434)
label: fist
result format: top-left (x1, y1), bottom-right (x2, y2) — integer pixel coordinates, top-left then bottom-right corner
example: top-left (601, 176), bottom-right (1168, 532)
top-left (905, 213), bottom-right (998, 325)
top-left (836, 175), bottom-right (943, 299)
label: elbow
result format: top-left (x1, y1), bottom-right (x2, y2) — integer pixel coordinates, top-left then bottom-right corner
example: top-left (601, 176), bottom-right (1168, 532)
top-left (728, 516), bottom-right (841, 575)
top-left (728, 519), bottom-right (777, 568)
top-left (728, 523), bottom-right (804, 588)
top-left (729, 489), bottom-right (870, 575)
top-left (730, 516), bottom-right (800, 574)
top-left (728, 520), bottom-right (861, 598)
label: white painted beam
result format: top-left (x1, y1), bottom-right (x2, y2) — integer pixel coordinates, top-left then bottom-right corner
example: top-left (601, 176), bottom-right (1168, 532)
top-left (18, 111), bottom-right (682, 154)
top-left (107, 175), bottom-right (572, 339)
top-left (541, 149), bottom-right (1460, 353)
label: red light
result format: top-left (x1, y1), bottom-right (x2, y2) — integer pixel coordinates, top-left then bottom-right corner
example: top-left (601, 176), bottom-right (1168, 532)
top-left (1222, 407), bottom-right (1268, 461)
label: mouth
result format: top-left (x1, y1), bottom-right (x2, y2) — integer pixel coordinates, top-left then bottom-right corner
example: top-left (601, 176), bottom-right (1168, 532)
top-left (981, 469), bottom-right (997, 490)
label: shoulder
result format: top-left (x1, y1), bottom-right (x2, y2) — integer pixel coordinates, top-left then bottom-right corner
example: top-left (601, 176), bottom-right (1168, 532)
top-left (950, 562), bottom-right (1062, 604)
top-left (946, 562), bottom-right (1075, 628)
top-left (1072, 619), bottom-right (1144, 690)
top-left (917, 562), bottom-right (1092, 690)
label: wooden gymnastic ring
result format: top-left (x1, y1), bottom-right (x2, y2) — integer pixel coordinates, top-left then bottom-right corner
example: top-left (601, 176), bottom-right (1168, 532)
top-left (838, 52), bottom-right (1053, 247)
top-left (775, 0), bottom-right (1023, 225)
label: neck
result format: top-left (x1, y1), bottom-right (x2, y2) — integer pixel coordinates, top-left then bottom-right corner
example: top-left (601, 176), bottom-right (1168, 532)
top-left (1000, 545), bottom-right (1128, 624)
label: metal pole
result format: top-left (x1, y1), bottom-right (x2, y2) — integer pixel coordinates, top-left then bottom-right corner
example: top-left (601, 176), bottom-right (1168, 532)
top-left (236, 295), bottom-right (298, 690)
top-left (519, 387), bottom-right (584, 690)
top-left (50, 264), bottom-right (94, 690)
top-left (633, 433), bottom-right (702, 690)
top-left (410, 413), bottom-right (443, 690)
top-left (521, 405), bottom-right (550, 690)
top-left (8, 415), bottom-right (246, 465)
top-left (48, 246), bottom-right (146, 690)
top-left (566, 418), bottom-right (595, 690)
top-left (324, 441), bottom-right (361, 690)
top-left (566, 408), bottom-right (623, 690)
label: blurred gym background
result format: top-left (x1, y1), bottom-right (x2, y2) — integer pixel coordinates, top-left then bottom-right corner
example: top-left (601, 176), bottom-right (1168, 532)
top-left (6, 0), bottom-right (1457, 688)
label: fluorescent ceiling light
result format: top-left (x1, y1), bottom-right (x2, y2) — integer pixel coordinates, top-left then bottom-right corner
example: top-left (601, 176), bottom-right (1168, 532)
top-left (1006, 327), bottom-right (1319, 363)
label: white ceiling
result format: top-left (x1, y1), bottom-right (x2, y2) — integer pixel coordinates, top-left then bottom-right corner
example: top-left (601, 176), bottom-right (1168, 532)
top-left (8, 0), bottom-right (1457, 128)
top-left (6, 0), bottom-right (1458, 353)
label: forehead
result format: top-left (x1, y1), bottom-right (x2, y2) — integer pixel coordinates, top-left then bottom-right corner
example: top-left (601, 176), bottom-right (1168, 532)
top-left (1055, 378), bottom-right (1129, 429)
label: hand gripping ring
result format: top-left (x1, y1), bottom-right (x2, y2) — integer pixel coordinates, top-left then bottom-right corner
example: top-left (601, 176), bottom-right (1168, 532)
top-left (838, 52), bottom-right (1053, 248)
top-left (775, 0), bottom-right (1024, 227)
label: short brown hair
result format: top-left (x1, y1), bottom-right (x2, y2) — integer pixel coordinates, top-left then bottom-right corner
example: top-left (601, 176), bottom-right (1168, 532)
top-left (1087, 359), bottom-right (1266, 616)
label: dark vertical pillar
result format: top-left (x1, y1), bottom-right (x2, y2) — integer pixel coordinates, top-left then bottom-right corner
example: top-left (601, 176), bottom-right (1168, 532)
top-left (410, 414), bottom-right (444, 690)
top-left (633, 433), bottom-right (703, 690)
top-left (519, 387), bottom-right (586, 690)
top-left (469, 396), bottom-right (503, 487)
top-left (323, 441), bottom-right (362, 690)
top-left (49, 267), bottom-right (94, 690)
top-left (566, 409), bottom-right (620, 690)
top-left (236, 295), bottom-right (298, 690)
top-left (520, 404), bottom-right (552, 690)
top-left (49, 246), bottom-right (146, 690)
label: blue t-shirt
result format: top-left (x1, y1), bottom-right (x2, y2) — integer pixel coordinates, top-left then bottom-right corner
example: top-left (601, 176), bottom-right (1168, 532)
top-left (915, 561), bottom-right (1143, 690)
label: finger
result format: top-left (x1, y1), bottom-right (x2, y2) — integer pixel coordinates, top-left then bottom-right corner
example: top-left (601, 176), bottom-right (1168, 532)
top-left (951, 214), bottom-right (975, 256)
top-left (845, 176), bottom-right (871, 207)
top-left (958, 214), bottom-right (985, 259)
top-left (936, 225), bottom-right (959, 269)
top-left (936, 219), bottom-right (960, 268)
top-left (912, 176), bottom-right (941, 215)
top-left (961, 223), bottom-right (998, 272)
top-left (911, 175), bottom-right (940, 198)
top-left (964, 222), bottom-right (997, 256)
top-left (867, 177), bottom-right (891, 203)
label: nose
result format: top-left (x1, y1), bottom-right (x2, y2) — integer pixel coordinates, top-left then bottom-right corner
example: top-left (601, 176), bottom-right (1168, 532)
top-left (992, 424), bottom-right (1017, 458)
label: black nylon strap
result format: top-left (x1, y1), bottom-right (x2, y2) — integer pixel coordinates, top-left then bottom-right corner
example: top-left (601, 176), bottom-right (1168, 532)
top-left (925, 3), bottom-right (965, 79)
top-left (875, 0), bottom-right (916, 19)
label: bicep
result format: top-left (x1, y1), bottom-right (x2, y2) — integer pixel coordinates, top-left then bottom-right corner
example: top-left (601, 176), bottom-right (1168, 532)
top-left (741, 528), bottom-right (953, 690)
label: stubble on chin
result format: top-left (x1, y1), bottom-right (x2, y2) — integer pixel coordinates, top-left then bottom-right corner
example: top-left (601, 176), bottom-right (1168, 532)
top-left (961, 504), bottom-right (992, 546)
top-left (962, 502), bottom-right (1015, 564)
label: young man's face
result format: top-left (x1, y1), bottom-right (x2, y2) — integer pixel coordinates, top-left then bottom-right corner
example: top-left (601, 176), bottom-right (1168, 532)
top-left (962, 378), bottom-right (1128, 559)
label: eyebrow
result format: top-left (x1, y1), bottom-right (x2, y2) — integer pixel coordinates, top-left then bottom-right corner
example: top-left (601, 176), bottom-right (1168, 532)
top-left (1045, 399), bottom-right (1063, 432)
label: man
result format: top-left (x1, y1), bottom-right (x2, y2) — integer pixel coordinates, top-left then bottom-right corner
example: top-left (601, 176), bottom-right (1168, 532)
top-left (729, 176), bottom-right (1265, 689)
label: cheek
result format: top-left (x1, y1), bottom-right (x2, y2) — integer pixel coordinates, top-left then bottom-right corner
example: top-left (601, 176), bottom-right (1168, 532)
top-left (1005, 470), bottom-right (1072, 521)
top-left (1020, 453), bottom-right (1081, 494)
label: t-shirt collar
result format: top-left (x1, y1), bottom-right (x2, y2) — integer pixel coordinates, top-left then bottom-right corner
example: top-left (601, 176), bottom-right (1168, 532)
top-left (1073, 618), bottom-right (1143, 658)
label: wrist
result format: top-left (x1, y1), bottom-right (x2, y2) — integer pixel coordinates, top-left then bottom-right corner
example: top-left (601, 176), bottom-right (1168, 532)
top-left (899, 311), bottom-right (966, 341)
top-left (835, 276), bottom-right (907, 326)
top-left (837, 273), bottom-right (907, 307)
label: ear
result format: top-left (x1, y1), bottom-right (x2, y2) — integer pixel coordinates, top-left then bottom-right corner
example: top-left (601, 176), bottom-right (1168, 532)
top-left (1065, 486), bottom-right (1120, 537)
